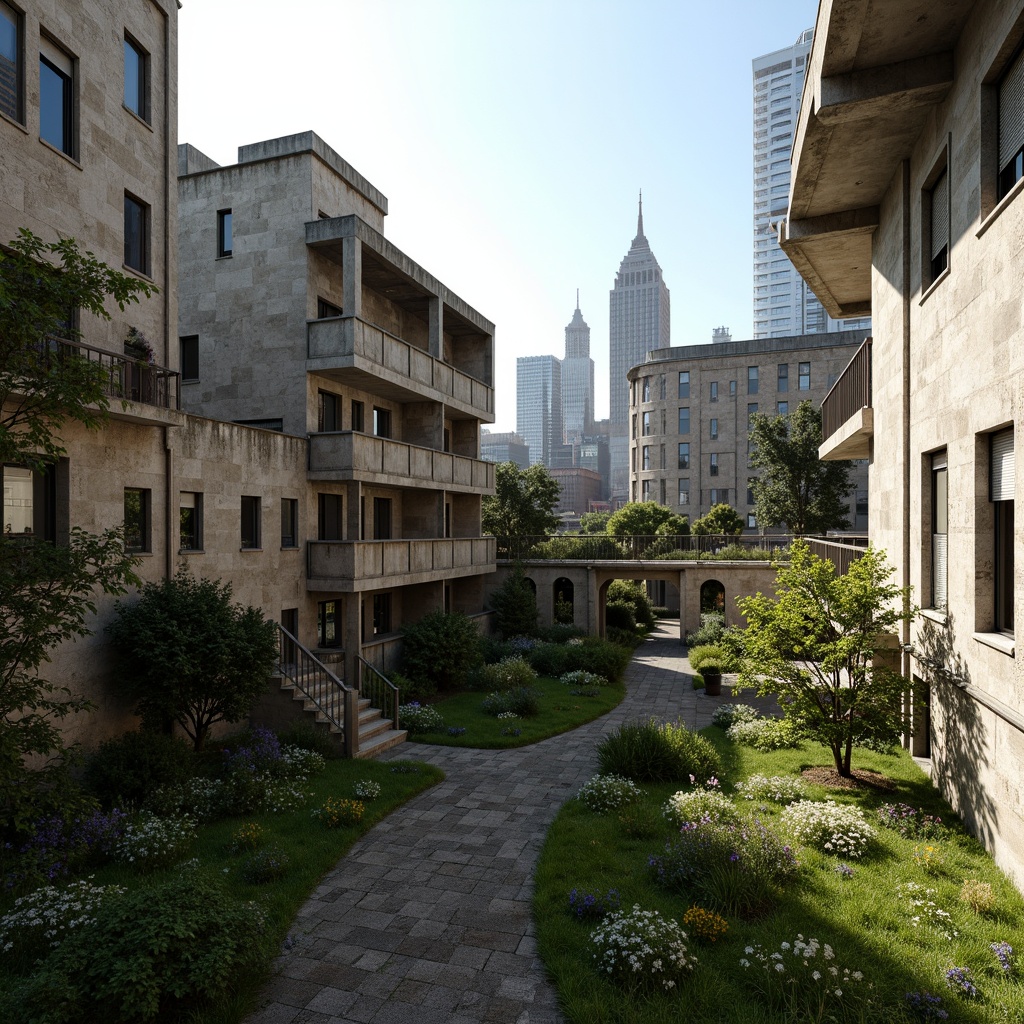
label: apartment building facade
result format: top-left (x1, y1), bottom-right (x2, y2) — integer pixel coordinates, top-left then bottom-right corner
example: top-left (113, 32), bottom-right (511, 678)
top-left (783, 0), bottom-right (1024, 885)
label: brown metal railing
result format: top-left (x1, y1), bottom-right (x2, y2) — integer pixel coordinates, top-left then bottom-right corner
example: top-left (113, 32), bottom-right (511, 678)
top-left (804, 536), bottom-right (868, 576)
top-left (821, 337), bottom-right (871, 442)
top-left (357, 657), bottom-right (401, 731)
top-left (276, 624), bottom-right (352, 740)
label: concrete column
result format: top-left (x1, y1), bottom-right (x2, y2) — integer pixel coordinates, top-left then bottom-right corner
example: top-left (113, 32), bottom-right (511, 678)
top-left (342, 235), bottom-right (362, 319)
top-left (342, 593), bottom-right (362, 693)
top-left (679, 568), bottom-right (689, 641)
top-left (428, 295), bottom-right (443, 359)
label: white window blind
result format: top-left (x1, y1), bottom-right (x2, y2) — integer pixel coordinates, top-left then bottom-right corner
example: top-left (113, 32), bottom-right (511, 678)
top-left (991, 429), bottom-right (1015, 502)
top-left (999, 47), bottom-right (1024, 170)
top-left (930, 170), bottom-right (949, 260)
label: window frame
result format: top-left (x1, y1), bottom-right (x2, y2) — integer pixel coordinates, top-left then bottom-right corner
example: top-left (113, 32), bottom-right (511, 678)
top-left (240, 494), bottom-right (261, 550)
top-left (373, 496), bottom-right (392, 540)
top-left (709, 381), bottom-right (718, 403)
top-left (677, 442), bottom-right (690, 470)
top-left (372, 406), bottom-right (391, 439)
top-left (318, 390), bottom-right (341, 432)
top-left (677, 407), bottom-right (690, 435)
top-left (317, 598), bottom-right (341, 648)
top-left (747, 366), bottom-right (759, 395)
top-left (641, 444), bottom-right (651, 471)
top-left (318, 492), bottom-right (343, 541)
top-left (317, 296), bottom-right (342, 319)
top-left (123, 32), bottom-right (148, 122)
top-left (798, 362), bottom-right (811, 390)
top-left (39, 38), bottom-right (74, 157)
top-left (678, 371), bottom-right (690, 399)
top-left (351, 400), bottom-right (365, 432)
top-left (930, 451), bottom-right (947, 611)
top-left (372, 592), bottom-right (392, 636)
top-left (709, 453), bottom-right (719, 477)
top-left (777, 363), bottom-right (789, 392)
top-left (677, 480), bottom-right (689, 506)
top-left (642, 411), bottom-right (652, 436)
top-left (0, 1), bottom-right (23, 124)
top-left (123, 486), bottom-right (151, 553)
top-left (281, 497), bottom-right (298, 549)
top-left (990, 430), bottom-right (1015, 635)
top-left (180, 335), bottom-right (199, 382)
top-left (179, 491), bottom-right (202, 552)
top-left (997, 41), bottom-right (1024, 201)
top-left (217, 208), bottom-right (232, 258)
top-left (123, 192), bottom-right (150, 275)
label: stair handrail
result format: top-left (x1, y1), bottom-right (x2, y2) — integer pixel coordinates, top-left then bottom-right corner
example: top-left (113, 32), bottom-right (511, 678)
top-left (356, 656), bottom-right (401, 731)
top-left (276, 624), bottom-right (352, 740)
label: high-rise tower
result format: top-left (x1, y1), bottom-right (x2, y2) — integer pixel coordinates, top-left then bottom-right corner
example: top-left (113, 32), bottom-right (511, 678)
top-left (516, 355), bottom-right (562, 467)
top-left (562, 293), bottom-right (594, 446)
top-left (609, 194), bottom-right (670, 499)
top-left (752, 29), bottom-right (870, 338)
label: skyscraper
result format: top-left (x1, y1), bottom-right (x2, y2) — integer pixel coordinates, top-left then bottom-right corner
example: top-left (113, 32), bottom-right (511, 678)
top-left (752, 29), bottom-right (870, 338)
top-left (609, 194), bottom-right (671, 499)
top-left (561, 293), bottom-right (594, 446)
top-left (516, 355), bottom-right (562, 467)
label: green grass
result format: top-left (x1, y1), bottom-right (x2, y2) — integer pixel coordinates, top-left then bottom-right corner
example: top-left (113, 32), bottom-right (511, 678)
top-left (407, 675), bottom-right (626, 748)
top-left (535, 731), bottom-right (1024, 1024)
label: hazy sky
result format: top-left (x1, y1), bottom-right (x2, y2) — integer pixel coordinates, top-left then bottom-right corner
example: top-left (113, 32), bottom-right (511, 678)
top-left (178, 0), bottom-right (818, 433)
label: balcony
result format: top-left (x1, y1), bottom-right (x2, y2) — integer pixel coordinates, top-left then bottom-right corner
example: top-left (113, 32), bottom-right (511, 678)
top-left (309, 432), bottom-right (494, 492)
top-left (306, 536), bottom-right (496, 591)
top-left (820, 338), bottom-right (873, 460)
top-left (307, 316), bottom-right (492, 419)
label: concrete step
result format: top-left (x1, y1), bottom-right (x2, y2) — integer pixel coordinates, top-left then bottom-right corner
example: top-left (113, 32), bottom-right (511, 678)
top-left (354, 726), bottom-right (409, 759)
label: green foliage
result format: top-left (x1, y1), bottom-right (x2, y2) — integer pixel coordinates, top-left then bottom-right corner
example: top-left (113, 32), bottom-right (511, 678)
top-left (605, 600), bottom-right (637, 632)
top-left (736, 539), bottom-right (915, 776)
top-left (83, 731), bottom-right (194, 810)
top-left (482, 461), bottom-right (561, 537)
top-left (692, 503), bottom-right (745, 536)
top-left (400, 610), bottom-right (482, 693)
top-left (597, 719), bottom-right (721, 783)
top-left (481, 686), bottom-right (541, 717)
top-left (106, 568), bottom-right (278, 751)
top-left (687, 611), bottom-right (726, 647)
top-left (273, 722), bottom-right (341, 760)
top-left (488, 565), bottom-right (539, 638)
top-left (481, 656), bottom-right (538, 691)
top-left (529, 535), bottom-right (625, 560)
top-left (749, 400), bottom-right (854, 534)
top-left (580, 511), bottom-right (612, 534)
top-left (688, 643), bottom-right (739, 673)
top-left (606, 502), bottom-right (689, 544)
top-left (606, 580), bottom-right (656, 630)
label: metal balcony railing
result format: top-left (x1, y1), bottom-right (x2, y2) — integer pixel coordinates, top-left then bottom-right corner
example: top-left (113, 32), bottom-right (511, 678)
top-left (821, 337), bottom-right (871, 442)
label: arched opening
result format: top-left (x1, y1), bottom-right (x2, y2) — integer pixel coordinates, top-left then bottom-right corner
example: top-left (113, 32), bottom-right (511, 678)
top-left (700, 579), bottom-right (725, 615)
top-left (524, 576), bottom-right (537, 597)
top-left (554, 577), bottom-right (574, 624)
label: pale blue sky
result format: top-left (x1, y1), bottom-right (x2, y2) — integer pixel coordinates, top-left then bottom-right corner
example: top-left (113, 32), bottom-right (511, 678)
top-left (178, 0), bottom-right (819, 432)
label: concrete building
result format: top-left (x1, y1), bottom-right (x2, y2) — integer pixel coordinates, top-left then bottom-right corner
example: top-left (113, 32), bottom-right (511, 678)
top-left (480, 431), bottom-right (530, 469)
top-left (516, 354), bottom-right (562, 467)
top-left (562, 295), bottom-right (594, 445)
top-left (627, 331), bottom-right (869, 530)
top-left (753, 29), bottom-right (871, 339)
top-left (549, 468), bottom-right (603, 521)
top-left (609, 195), bottom-right (670, 501)
top-left (782, 0), bottom-right (1024, 886)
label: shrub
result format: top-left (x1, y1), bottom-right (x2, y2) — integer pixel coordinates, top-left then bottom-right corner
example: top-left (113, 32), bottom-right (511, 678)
top-left (687, 612), bottom-right (726, 647)
top-left (606, 580), bottom-right (656, 630)
top-left (605, 600), bottom-right (637, 632)
top-left (388, 669), bottom-right (435, 704)
top-left (83, 731), bottom-right (194, 810)
top-left (576, 774), bottom-right (643, 813)
top-left (606, 625), bottom-right (645, 649)
top-left (397, 702), bottom-right (444, 735)
top-left (481, 686), bottom-right (540, 718)
top-left (734, 774), bottom-right (807, 804)
top-left (959, 879), bottom-right (995, 914)
top-left (526, 641), bottom-right (569, 677)
top-left (311, 797), bottom-right (364, 829)
top-left (726, 717), bottom-right (803, 752)
top-left (568, 887), bottom-right (621, 921)
top-left (228, 822), bottom-right (264, 854)
top-left (274, 722), bottom-right (338, 760)
top-left (145, 776), bottom-right (226, 822)
top-left (781, 800), bottom-right (876, 858)
top-left (562, 637), bottom-right (630, 681)
top-left (682, 906), bottom-right (729, 943)
top-left (400, 611), bottom-right (482, 693)
top-left (711, 703), bottom-right (760, 728)
top-left (353, 780), bottom-right (382, 801)
top-left (240, 844), bottom-right (289, 884)
top-left (597, 719), bottom-right (721, 784)
top-left (663, 788), bottom-right (739, 828)
top-left (112, 812), bottom-right (196, 871)
top-left (535, 623), bottom-right (586, 643)
top-left (481, 656), bottom-right (537, 691)
top-left (876, 802), bottom-right (946, 839)
top-left (591, 905), bottom-right (697, 993)
top-left (689, 642), bottom-right (740, 673)
top-left (559, 670), bottom-right (609, 688)
top-left (489, 566), bottom-right (538, 638)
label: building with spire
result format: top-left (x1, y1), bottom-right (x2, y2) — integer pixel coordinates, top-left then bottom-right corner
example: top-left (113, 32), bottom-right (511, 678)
top-left (516, 354), bottom-right (562, 467)
top-left (561, 292), bottom-right (594, 446)
top-left (609, 194), bottom-right (671, 500)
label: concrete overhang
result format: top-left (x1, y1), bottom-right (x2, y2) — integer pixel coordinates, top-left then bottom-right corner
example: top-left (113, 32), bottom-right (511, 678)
top-left (820, 406), bottom-right (873, 460)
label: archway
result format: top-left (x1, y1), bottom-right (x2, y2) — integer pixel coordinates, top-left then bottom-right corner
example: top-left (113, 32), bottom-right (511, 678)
top-left (700, 579), bottom-right (725, 615)
top-left (553, 577), bottom-right (574, 624)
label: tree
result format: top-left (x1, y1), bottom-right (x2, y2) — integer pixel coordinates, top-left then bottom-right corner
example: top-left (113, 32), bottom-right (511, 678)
top-left (107, 569), bottom-right (279, 751)
top-left (400, 611), bottom-right (482, 694)
top-left (488, 565), bottom-right (539, 638)
top-left (736, 540), bottom-right (914, 777)
top-left (482, 461), bottom-right (561, 538)
top-left (748, 400), bottom-right (854, 535)
top-left (580, 511), bottom-right (612, 534)
top-left (692, 503), bottom-right (744, 536)
top-left (606, 502), bottom-right (689, 538)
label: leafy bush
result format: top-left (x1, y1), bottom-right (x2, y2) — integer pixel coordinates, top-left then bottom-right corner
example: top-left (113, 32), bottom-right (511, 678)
top-left (576, 774), bottom-right (643, 813)
top-left (400, 611), bottom-right (482, 693)
top-left (561, 637), bottom-right (630, 681)
top-left (353, 780), bottom-right (381, 801)
top-left (569, 887), bottom-right (621, 921)
top-left (682, 906), bottom-right (729, 943)
top-left (876, 802), bottom-right (946, 839)
top-left (111, 812), bottom-right (196, 871)
top-left (689, 642), bottom-right (740, 673)
top-left (606, 580), bottom-right (656, 630)
top-left (734, 774), bottom-right (807, 804)
top-left (559, 670), bottom-right (609, 688)
top-left (388, 669), bottom-right (435, 704)
top-left (481, 687), bottom-right (540, 718)
top-left (711, 703), bottom-right (760, 728)
top-left (489, 566), bottom-right (538, 638)
top-left (605, 600), bottom-right (637, 632)
top-left (688, 612), bottom-right (726, 647)
top-left (311, 796), bottom-right (364, 829)
top-left (481, 656), bottom-right (537, 691)
top-left (535, 623), bottom-right (586, 643)
top-left (781, 800), bottom-right (876, 858)
top-left (525, 641), bottom-right (569, 677)
top-left (83, 731), bottom-right (194, 810)
top-left (606, 625), bottom-right (645, 649)
top-left (726, 718), bottom-right (803, 751)
top-left (397, 702), bottom-right (444, 735)
top-left (662, 788), bottom-right (739, 828)
top-left (597, 719), bottom-right (721, 783)
top-left (240, 844), bottom-right (289, 884)
top-left (274, 722), bottom-right (338, 760)
top-left (591, 905), bottom-right (697, 993)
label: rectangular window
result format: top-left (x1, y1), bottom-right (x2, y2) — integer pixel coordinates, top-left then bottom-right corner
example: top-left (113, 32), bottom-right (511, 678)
top-left (642, 411), bottom-right (652, 436)
top-left (799, 362), bottom-right (811, 390)
top-left (317, 296), bottom-right (342, 318)
top-left (0, 2), bottom-right (22, 122)
top-left (747, 512), bottom-right (757, 529)
top-left (710, 418), bottom-right (718, 440)
top-left (709, 381), bottom-right (718, 403)
top-left (659, 375), bottom-right (666, 401)
top-left (124, 487), bottom-right (150, 552)
top-left (317, 598), bottom-right (341, 648)
top-left (991, 429), bottom-right (1014, 634)
top-left (777, 363), bottom-right (789, 392)
top-left (373, 496), bottom-right (392, 540)
top-left (124, 193), bottom-right (149, 274)
top-left (709, 453), bottom-right (719, 477)
top-left (241, 495), bottom-right (261, 549)
top-left (678, 371), bottom-right (690, 399)
top-left (123, 34), bottom-right (147, 120)
top-left (351, 399), bottom-right (364, 432)
top-left (180, 336), bottom-right (199, 382)
top-left (931, 451), bottom-right (947, 611)
top-left (928, 168), bottom-right (949, 281)
top-left (631, 414), bottom-right (637, 439)
top-left (641, 479), bottom-right (651, 501)
top-left (631, 447), bottom-right (636, 473)
top-left (678, 408), bottom-right (689, 435)
top-left (642, 445), bottom-right (651, 470)
top-left (373, 406), bottom-right (391, 438)
top-left (777, 401), bottom-right (788, 415)
top-left (748, 403), bottom-right (758, 430)
top-left (678, 480), bottom-right (689, 505)
top-left (747, 478), bottom-right (756, 506)
top-left (318, 391), bottom-right (340, 432)
top-left (678, 443), bottom-right (690, 470)
top-left (642, 376), bottom-right (651, 402)
top-left (373, 593), bottom-right (392, 635)
top-left (281, 497), bottom-right (298, 548)
top-left (39, 39), bottom-right (73, 156)
top-left (729, 380), bottom-right (737, 398)
top-left (998, 45), bottom-right (1024, 200)
top-left (179, 491), bottom-right (202, 551)
top-left (747, 366), bottom-right (759, 394)
top-left (318, 493), bottom-right (343, 540)
top-left (217, 209), bottom-right (232, 258)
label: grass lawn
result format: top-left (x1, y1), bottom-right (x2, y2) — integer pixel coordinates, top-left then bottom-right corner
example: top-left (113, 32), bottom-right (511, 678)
top-left (406, 675), bottom-right (626, 749)
top-left (534, 728), bottom-right (1024, 1024)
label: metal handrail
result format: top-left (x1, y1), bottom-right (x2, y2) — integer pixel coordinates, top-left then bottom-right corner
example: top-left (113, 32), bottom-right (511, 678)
top-left (821, 337), bottom-right (871, 441)
top-left (276, 624), bottom-right (351, 738)
top-left (357, 656), bottom-right (401, 731)
top-left (495, 533), bottom-right (796, 562)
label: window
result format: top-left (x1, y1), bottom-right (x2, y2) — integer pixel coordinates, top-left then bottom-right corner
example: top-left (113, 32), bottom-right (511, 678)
top-left (124, 487), bottom-right (150, 552)
top-left (678, 443), bottom-right (690, 469)
top-left (747, 479), bottom-right (756, 506)
top-left (281, 498), bottom-right (298, 548)
top-left (318, 391), bottom-right (340, 432)
top-left (678, 480), bottom-right (689, 505)
top-left (659, 375), bottom-right (666, 400)
top-left (777, 363), bottom-right (789, 391)
top-left (373, 406), bottom-right (391, 438)
top-left (747, 513), bottom-right (757, 529)
top-left (351, 400), bottom-right (364, 432)
top-left (777, 401), bottom-right (788, 415)
top-left (179, 491), bottom-right (202, 551)
top-left (631, 447), bottom-right (636, 473)
top-left (124, 193), bottom-right (149, 274)
top-left (0, 2), bottom-right (22, 122)
top-left (642, 411), bottom-right (652, 436)
top-left (373, 593), bottom-right (392, 635)
top-left (241, 495), bottom-right (261, 549)
top-left (998, 44), bottom-right (1024, 199)
top-left (678, 371), bottom-right (690, 399)
top-left (710, 381), bottom-right (718, 402)
top-left (39, 39), bottom-right (73, 155)
top-left (631, 414), bottom-right (637, 439)
top-left (216, 209), bottom-right (232, 258)
top-left (709, 488), bottom-right (729, 505)
top-left (317, 297), bottom-right (341, 318)
top-left (641, 479), bottom-right (651, 501)
top-left (373, 496), bottom-right (392, 540)
top-left (729, 380), bottom-right (737, 397)
top-left (707, 418), bottom-right (718, 441)
top-left (709, 453), bottom-right (719, 476)
top-left (317, 599), bottom-right (340, 647)
top-left (678, 408), bottom-right (689, 435)
top-left (180, 336), bottom-right (199, 382)
top-left (318, 493), bottom-right (343, 540)
top-left (799, 362), bottom-right (810, 390)
top-left (991, 429), bottom-right (1014, 634)
top-left (642, 376), bottom-right (651, 402)
top-left (747, 366), bottom-right (759, 394)
top-left (748, 403), bottom-right (758, 430)
top-left (931, 452), bottom-right (947, 610)
top-left (642, 445), bottom-right (651, 470)
top-left (123, 34), bottom-right (147, 120)
top-left (927, 167), bottom-right (949, 281)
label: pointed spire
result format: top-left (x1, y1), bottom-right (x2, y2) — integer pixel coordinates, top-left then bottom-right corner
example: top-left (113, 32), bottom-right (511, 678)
top-left (637, 189), bottom-right (644, 238)
top-left (575, 287), bottom-right (580, 312)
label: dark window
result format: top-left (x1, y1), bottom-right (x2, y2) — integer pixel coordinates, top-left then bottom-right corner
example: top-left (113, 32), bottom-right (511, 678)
top-left (631, 447), bottom-right (637, 473)
top-left (351, 400), bottom-right (364, 432)
top-left (123, 35), bottom-right (147, 120)
top-left (373, 406), bottom-right (391, 438)
top-left (747, 479), bottom-right (756, 506)
top-left (281, 498), bottom-right (298, 547)
top-left (642, 376), bottom-right (651, 402)
top-left (678, 371), bottom-right (690, 399)
top-left (180, 336), bottom-right (199, 382)
top-left (179, 491), bottom-right (202, 551)
top-left (631, 414), bottom-right (637, 439)
top-left (124, 487), bottom-right (150, 552)
top-left (124, 193), bottom-right (149, 274)
top-left (729, 380), bottom-right (737, 397)
top-left (799, 362), bottom-right (810, 390)
top-left (443, 428), bottom-right (450, 452)
top-left (217, 209), bottom-right (232, 257)
top-left (748, 403), bottom-right (758, 430)
top-left (318, 493), bottom-right (343, 540)
top-left (677, 480), bottom-right (689, 505)
top-left (3, 464), bottom-right (56, 539)
top-left (928, 168), bottom-right (949, 281)
top-left (991, 430), bottom-right (1014, 634)
top-left (777, 363), bottom-right (789, 392)
top-left (318, 391), bottom-right (340, 432)
top-left (678, 443), bottom-right (690, 469)
top-left (0, 2), bottom-right (22, 122)
top-left (317, 297), bottom-right (342, 318)
top-left (659, 375), bottom-right (666, 401)
top-left (998, 44), bottom-right (1024, 200)
top-left (642, 411), bottom-right (652, 436)
top-left (39, 43), bottom-right (73, 155)
top-left (373, 496), bottom-right (392, 540)
top-left (642, 445), bottom-right (650, 470)
top-left (373, 593), bottom-right (392, 635)
top-left (710, 418), bottom-right (718, 440)
top-left (709, 453), bottom-right (719, 477)
top-left (931, 452), bottom-right (947, 610)
top-left (777, 401), bottom-right (788, 415)
top-left (241, 495), bottom-right (261, 549)
top-left (678, 408), bottom-right (689, 435)
top-left (747, 366), bottom-right (759, 394)
top-left (641, 479), bottom-right (651, 501)
top-left (709, 381), bottom-right (718, 402)
top-left (317, 598), bottom-right (341, 647)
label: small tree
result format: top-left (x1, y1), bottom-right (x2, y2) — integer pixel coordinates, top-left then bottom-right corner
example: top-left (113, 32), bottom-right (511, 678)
top-left (580, 511), bottom-right (612, 534)
top-left (692, 503), bottom-right (744, 536)
top-left (107, 569), bottom-right (278, 751)
top-left (606, 501), bottom-right (688, 539)
top-left (606, 580), bottom-right (656, 630)
top-left (400, 611), bottom-right (482, 694)
top-left (489, 565), bottom-right (538, 638)
top-left (748, 400), bottom-right (854, 534)
top-left (736, 540), bottom-right (914, 777)
top-left (482, 462), bottom-right (561, 538)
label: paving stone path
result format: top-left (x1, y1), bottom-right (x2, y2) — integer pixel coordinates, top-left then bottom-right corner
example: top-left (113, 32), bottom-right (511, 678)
top-left (247, 622), bottom-right (772, 1024)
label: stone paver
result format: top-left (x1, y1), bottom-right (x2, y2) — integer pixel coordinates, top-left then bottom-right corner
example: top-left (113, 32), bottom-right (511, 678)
top-left (247, 622), bottom-right (775, 1024)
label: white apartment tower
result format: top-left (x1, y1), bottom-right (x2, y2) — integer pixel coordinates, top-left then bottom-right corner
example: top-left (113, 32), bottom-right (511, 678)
top-left (752, 29), bottom-right (870, 338)
top-left (561, 294), bottom-right (594, 446)
top-left (516, 355), bottom-right (562, 467)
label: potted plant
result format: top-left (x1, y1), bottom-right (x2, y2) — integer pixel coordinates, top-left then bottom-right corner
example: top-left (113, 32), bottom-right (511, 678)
top-left (700, 661), bottom-right (723, 697)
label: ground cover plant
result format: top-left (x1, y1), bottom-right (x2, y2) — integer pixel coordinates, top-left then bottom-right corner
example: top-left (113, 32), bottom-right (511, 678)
top-left (534, 727), bottom-right (1024, 1024)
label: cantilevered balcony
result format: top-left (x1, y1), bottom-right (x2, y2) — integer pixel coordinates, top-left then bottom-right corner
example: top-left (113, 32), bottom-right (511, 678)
top-left (306, 537), bottom-right (497, 591)
top-left (309, 432), bottom-right (494, 493)
top-left (820, 338), bottom-right (872, 460)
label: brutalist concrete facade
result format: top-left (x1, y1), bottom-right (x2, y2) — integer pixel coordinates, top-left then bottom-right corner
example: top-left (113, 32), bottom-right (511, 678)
top-left (785, 0), bottom-right (1024, 887)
